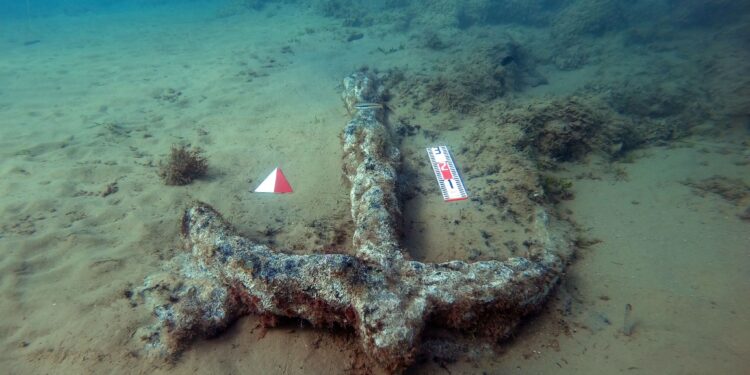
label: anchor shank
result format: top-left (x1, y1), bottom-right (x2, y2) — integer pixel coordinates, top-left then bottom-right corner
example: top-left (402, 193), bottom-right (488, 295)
top-left (341, 73), bottom-right (403, 267)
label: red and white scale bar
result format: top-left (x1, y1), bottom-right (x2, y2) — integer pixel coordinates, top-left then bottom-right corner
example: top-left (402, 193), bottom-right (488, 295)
top-left (426, 146), bottom-right (468, 202)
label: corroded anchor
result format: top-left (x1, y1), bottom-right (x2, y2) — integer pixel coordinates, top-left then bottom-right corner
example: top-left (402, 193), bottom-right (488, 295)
top-left (134, 72), bottom-right (569, 373)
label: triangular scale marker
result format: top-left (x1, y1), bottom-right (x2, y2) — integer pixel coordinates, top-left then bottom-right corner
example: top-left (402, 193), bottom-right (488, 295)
top-left (254, 167), bottom-right (293, 193)
top-left (272, 168), bottom-right (293, 193)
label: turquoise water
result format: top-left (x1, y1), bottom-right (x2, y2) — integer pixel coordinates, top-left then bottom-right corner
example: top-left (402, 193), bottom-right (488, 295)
top-left (1, 1), bottom-right (748, 374)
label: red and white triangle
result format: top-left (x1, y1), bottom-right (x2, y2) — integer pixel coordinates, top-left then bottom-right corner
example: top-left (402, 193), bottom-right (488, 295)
top-left (254, 167), bottom-right (293, 193)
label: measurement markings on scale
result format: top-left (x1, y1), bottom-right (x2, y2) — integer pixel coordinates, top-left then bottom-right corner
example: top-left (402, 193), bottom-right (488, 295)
top-left (426, 146), bottom-right (468, 202)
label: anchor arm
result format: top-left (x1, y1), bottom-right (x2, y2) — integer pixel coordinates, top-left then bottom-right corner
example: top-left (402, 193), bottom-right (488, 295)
top-left (137, 204), bottom-right (369, 355)
top-left (416, 257), bottom-right (561, 334)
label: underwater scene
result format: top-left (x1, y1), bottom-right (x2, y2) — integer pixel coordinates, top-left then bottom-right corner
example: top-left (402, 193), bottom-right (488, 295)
top-left (1, 0), bottom-right (748, 374)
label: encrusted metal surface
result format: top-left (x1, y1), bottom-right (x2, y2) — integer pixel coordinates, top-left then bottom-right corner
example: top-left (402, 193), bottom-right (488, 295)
top-left (133, 72), bottom-right (569, 373)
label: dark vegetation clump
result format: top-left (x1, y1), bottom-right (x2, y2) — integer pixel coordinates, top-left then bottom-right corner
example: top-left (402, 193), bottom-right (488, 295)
top-left (682, 176), bottom-right (750, 204)
top-left (682, 176), bottom-right (750, 221)
top-left (540, 175), bottom-right (575, 203)
top-left (455, 0), bottom-right (559, 29)
top-left (607, 83), bottom-right (696, 119)
top-left (408, 41), bottom-right (544, 114)
top-left (422, 31), bottom-right (448, 50)
top-left (315, 0), bottom-right (372, 27)
top-left (738, 206), bottom-right (750, 221)
top-left (215, 0), bottom-right (272, 17)
top-left (511, 97), bottom-right (613, 163)
top-left (551, 0), bottom-right (625, 40)
top-left (159, 144), bottom-right (208, 186)
top-left (671, 0), bottom-right (750, 27)
top-left (505, 93), bottom-right (695, 165)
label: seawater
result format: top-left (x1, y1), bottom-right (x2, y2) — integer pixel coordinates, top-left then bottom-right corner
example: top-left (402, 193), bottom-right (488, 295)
top-left (0, 1), bottom-right (748, 374)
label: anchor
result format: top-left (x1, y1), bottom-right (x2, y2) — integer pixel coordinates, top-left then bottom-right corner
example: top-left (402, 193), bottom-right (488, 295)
top-left (133, 72), bottom-right (570, 373)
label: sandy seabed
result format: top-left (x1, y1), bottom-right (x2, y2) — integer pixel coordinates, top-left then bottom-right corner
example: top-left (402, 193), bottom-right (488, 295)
top-left (1, 3), bottom-right (748, 374)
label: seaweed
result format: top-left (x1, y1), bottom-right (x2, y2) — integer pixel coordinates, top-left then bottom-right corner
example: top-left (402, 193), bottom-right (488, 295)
top-left (682, 176), bottom-right (750, 203)
top-left (422, 31), bottom-right (448, 50)
top-left (551, 0), bottom-right (625, 40)
top-left (158, 144), bottom-right (208, 186)
top-left (512, 97), bottom-right (607, 162)
top-left (215, 0), bottom-right (270, 17)
top-left (413, 41), bottom-right (542, 114)
top-left (739, 206), bottom-right (750, 221)
top-left (502, 95), bottom-right (678, 164)
top-left (315, 0), bottom-right (371, 27)
top-left (540, 175), bottom-right (574, 203)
